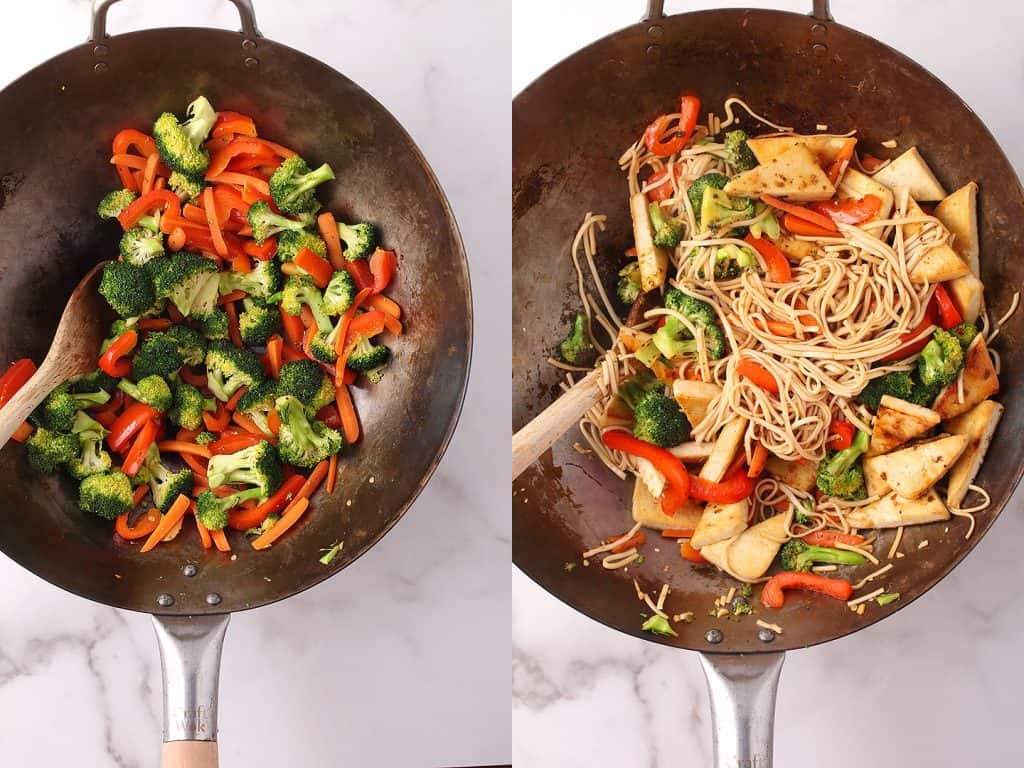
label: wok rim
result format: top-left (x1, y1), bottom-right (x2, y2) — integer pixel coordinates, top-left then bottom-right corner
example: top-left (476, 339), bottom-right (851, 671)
top-left (512, 6), bottom-right (1024, 653)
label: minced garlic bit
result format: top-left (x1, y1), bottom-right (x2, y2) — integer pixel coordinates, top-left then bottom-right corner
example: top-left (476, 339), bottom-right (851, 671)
top-left (896, 552), bottom-right (905, 559)
top-left (674, 612), bottom-right (695, 623)
top-left (572, 442), bottom-right (592, 455)
top-left (857, 604), bottom-right (865, 615)
top-left (847, 587), bottom-right (885, 608)
top-left (881, 139), bottom-right (898, 148)
top-left (816, 123), bottom-right (828, 131)
top-left (756, 619), bottom-right (783, 634)
top-left (917, 540), bottom-right (929, 550)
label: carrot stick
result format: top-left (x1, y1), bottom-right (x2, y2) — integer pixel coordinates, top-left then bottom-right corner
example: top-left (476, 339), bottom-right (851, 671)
top-left (10, 421), bottom-right (33, 442)
top-left (116, 163), bottom-right (139, 192)
top-left (783, 214), bottom-right (837, 238)
top-left (680, 540), bottom-right (707, 563)
top-left (294, 248), bottom-right (333, 288)
top-left (195, 514), bottom-right (213, 549)
top-left (280, 306), bottom-right (305, 347)
top-left (335, 384), bottom-right (360, 444)
top-left (366, 293), bottom-right (402, 319)
top-left (225, 302), bottom-right (243, 348)
top-left (250, 497), bottom-right (310, 550)
top-left (761, 194), bottom-right (838, 232)
top-left (110, 154), bottom-right (150, 170)
top-left (265, 335), bottom-right (283, 379)
top-left (736, 359), bottom-right (779, 394)
top-left (210, 528), bottom-right (232, 552)
top-left (156, 440), bottom-right (213, 459)
top-left (181, 452), bottom-right (209, 479)
top-left (280, 262), bottom-right (301, 276)
top-left (133, 484), bottom-right (150, 507)
top-left (317, 212), bottom-right (345, 270)
top-left (141, 153), bottom-right (160, 194)
top-left (660, 529), bottom-right (696, 538)
top-left (232, 411), bottom-right (268, 438)
top-left (747, 442), bottom-right (769, 478)
top-left (267, 408), bottom-right (281, 436)
top-left (207, 172), bottom-right (270, 195)
top-left (225, 385), bottom-right (247, 411)
top-left (230, 255), bottom-right (252, 273)
top-left (203, 187), bottom-right (229, 258)
top-left (802, 530), bottom-right (864, 547)
top-left (140, 494), bottom-right (190, 552)
top-left (327, 452), bottom-right (338, 494)
top-left (218, 289), bottom-right (246, 305)
top-left (116, 508), bottom-right (161, 540)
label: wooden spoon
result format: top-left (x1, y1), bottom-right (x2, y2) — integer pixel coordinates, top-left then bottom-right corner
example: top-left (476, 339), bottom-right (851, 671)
top-left (0, 261), bottom-right (111, 447)
top-left (512, 368), bottom-right (603, 481)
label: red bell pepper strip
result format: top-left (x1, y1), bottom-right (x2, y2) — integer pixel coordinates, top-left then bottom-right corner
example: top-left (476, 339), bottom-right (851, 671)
top-left (782, 214), bottom-right (837, 238)
top-left (316, 404), bottom-right (342, 430)
top-left (99, 330), bottom-right (138, 378)
top-left (645, 165), bottom-right (683, 203)
top-left (802, 530), bottom-right (864, 548)
top-left (932, 283), bottom-right (963, 330)
top-left (294, 247), bottom-right (334, 288)
top-left (601, 430), bottom-right (691, 515)
top-left (689, 464), bottom-right (756, 504)
top-left (0, 359), bottom-right (36, 409)
top-left (342, 257), bottom-right (374, 292)
top-left (760, 571), bottom-right (853, 609)
top-left (762, 195), bottom-right (838, 232)
top-left (121, 419), bottom-right (158, 477)
top-left (878, 313), bottom-right (935, 362)
top-left (824, 138), bottom-right (857, 186)
top-left (643, 94), bottom-right (700, 157)
top-left (202, 402), bottom-right (231, 432)
top-left (809, 194), bottom-right (882, 225)
top-left (107, 402), bottom-right (158, 453)
top-left (369, 248), bottom-right (398, 293)
top-left (211, 111), bottom-right (257, 139)
top-left (280, 306), bottom-right (306, 347)
top-left (206, 139), bottom-right (278, 179)
top-left (860, 154), bottom-right (886, 172)
top-left (736, 359), bottom-right (779, 394)
top-left (828, 420), bottom-right (855, 450)
top-left (117, 189), bottom-right (180, 229)
top-left (243, 237), bottom-right (277, 261)
top-left (679, 540), bottom-right (707, 563)
top-left (209, 432), bottom-right (264, 455)
top-left (744, 234), bottom-right (792, 282)
top-left (112, 129), bottom-right (157, 158)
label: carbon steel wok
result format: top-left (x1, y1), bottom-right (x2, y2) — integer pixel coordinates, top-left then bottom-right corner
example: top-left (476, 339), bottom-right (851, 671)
top-left (0, 0), bottom-right (471, 764)
top-left (512, 1), bottom-right (1023, 764)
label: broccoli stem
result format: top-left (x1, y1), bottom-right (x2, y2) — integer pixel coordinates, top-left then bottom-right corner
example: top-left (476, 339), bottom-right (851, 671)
top-left (823, 429), bottom-right (869, 476)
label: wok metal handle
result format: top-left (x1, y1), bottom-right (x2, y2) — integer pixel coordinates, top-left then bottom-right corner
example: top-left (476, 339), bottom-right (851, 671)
top-left (90, 0), bottom-right (261, 41)
top-left (153, 614), bottom-right (230, 768)
top-left (699, 652), bottom-right (785, 768)
top-left (644, 0), bottom-right (833, 22)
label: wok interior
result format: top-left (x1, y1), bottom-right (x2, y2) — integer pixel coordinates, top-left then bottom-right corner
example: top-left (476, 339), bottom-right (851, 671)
top-left (512, 9), bottom-right (1024, 652)
top-left (0, 28), bottom-right (471, 614)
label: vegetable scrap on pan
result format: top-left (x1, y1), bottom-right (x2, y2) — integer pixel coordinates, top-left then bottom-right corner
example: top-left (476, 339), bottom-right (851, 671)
top-left (1, 95), bottom-right (404, 554)
top-left (548, 94), bottom-right (1015, 637)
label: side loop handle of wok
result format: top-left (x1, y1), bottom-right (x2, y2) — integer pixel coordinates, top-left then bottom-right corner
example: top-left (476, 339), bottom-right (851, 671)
top-left (90, 0), bottom-right (261, 41)
top-left (153, 614), bottom-right (230, 768)
top-left (643, 0), bottom-right (833, 22)
top-left (699, 652), bottom-right (785, 768)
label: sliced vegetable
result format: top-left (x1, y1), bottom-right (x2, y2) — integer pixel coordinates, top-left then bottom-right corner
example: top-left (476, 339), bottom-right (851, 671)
top-left (760, 571), bottom-right (853, 609)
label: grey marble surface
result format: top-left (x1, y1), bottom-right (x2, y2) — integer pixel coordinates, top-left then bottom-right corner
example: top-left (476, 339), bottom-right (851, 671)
top-left (513, 2), bottom-right (1024, 767)
top-left (0, 1), bottom-right (510, 766)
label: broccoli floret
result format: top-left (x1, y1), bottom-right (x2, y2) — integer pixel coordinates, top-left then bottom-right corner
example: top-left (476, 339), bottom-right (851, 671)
top-left (779, 538), bottom-right (867, 572)
top-left (168, 171), bottom-right (204, 204)
top-left (275, 395), bottom-right (343, 468)
top-left (204, 340), bottom-right (265, 402)
top-left (687, 172), bottom-right (729, 215)
top-left (559, 312), bottom-right (594, 366)
top-left (347, 337), bottom-right (390, 372)
top-left (245, 512), bottom-right (280, 537)
top-left (78, 470), bottom-right (133, 520)
top-left (152, 95), bottom-right (217, 176)
top-left (218, 259), bottom-right (282, 301)
top-left (268, 155), bottom-right (336, 215)
top-left (905, 379), bottom-right (940, 408)
top-left (951, 321), bottom-right (979, 351)
top-left (163, 325), bottom-right (207, 367)
top-left (277, 230), bottom-right (328, 262)
top-left (132, 333), bottom-right (184, 380)
top-left (641, 614), bottom-right (677, 637)
top-left (632, 391), bottom-right (690, 447)
top-left (206, 440), bottom-right (282, 498)
top-left (336, 220), bottom-right (377, 261)
top-left (816, 429), bottom-right (870, 500)
top-left (703, 243), bottom-right (760, 280)
top-left (281, 274), bottom-right (332, 332)
top-left (32, 383), bottom-right (110, 432)
top-left (117, 375), bottom-right (172, 412)
top-left (247, 200), bottom-right (309, 245)
top-left (238, 297), bottom-right (282, 346)
top-left (616, 262), bottom-right (642, 306)
top-left (168, 381), bottom-right (215, 431)
top-left (67, 411), bottom-right (112, 480)
top-left (665, 289), bottom-right (718, 329)
top-left (855, 371), bottom-right (914, 411)
top-left (236, 380), bottom-right (278, 438)
top-left (276, 359), bottom-right (325, 405)
top-left (98, 188), bottom-right (137, 219)
top-left (648, 202), bottom-right (684, 248)
top-left (617, 371), bottom-right (662, 412)
top-left (917, 328), bottom-right (964, 388)
top-left (309, 325), bottom-right (340, 364)
top-left (149, 251), bottom-right (220, 317)
top-left (700, 187), bottom-right (755, 232)
top-left (652, 293), bottom-right (727, 360)
top-left (101, 319), bottom-right (132, 354)
top-left (322, 270), bottom-right (356, 315)
top-left (140, 445), bottom-right (195, 513)
top-left (195, 431), bottom-right (217, 445)
top-left (25, 426), bottom-right (80, 474)
top-left (195, 486), bottom-right (264, 531)
top-left (197, 308), bottom-right (230, 340)
top-left (309, 375), bottom-right (336, 413)
top-left (99, 261), bottom-right (157, 318)
top-left (68, 369), bottom-right (118, 395)
top-left (724, 129), bottom-right (757, 173)
top-left (119, 227), bottom-right (165, 267)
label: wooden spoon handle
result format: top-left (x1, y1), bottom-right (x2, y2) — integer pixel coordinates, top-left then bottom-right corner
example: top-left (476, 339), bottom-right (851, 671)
top-left (512, 368), bottom-right (603, 481)
top-left (0, 360), bottom-right (63, 448)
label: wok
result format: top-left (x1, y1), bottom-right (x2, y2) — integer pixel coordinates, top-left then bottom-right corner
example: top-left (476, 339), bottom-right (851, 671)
top-left (512, 0), bottom-right (1023, 764)
top-left (0, 0), bottom-right (471, 764)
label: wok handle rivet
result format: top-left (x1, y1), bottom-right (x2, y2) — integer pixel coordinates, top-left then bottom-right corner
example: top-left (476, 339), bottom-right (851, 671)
top-left (157, 593), bottom-right (174, 608)
top-left (645, 44), bottom-right (662, 60)
top-left (705, 628), bottom-right (724, 644)
top-left (93, 62), bottom-right (108, 74)
top-left (243, 57), bottom-right (259, 69)
top-left (92, 44), bottom-right (109, 57)
top-left (647, 24), bottom-right (663, 38)
top-left (242, 38), bottom-right (257, 50)
top-left (183, 564), bottom-right (198, 578)
top-left (810, 23), bottom-right (828, 37)
top-left (758, 628), bottom-right (776, 643)
top-left (811, 43), bottom-right (828, 56)
top-left (205, 593), bottom-right (222, 606)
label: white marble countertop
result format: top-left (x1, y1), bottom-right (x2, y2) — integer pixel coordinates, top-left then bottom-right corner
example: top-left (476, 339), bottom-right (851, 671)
top-left (513, 2), bottom-right (1024, 767)
top-left (0, 1), bottom-right (510, 766)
